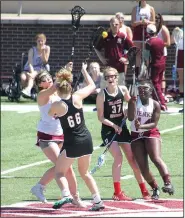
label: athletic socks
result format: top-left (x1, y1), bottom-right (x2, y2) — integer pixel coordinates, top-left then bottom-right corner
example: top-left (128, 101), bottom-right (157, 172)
top-left (113, 182), bottom-right (121, 195)
top-left (139, 182), bottom-right (148, 193)
top-left (61, 189), bottom-right (71, 198)
top-left (92, 193), bottom-right (101, 204)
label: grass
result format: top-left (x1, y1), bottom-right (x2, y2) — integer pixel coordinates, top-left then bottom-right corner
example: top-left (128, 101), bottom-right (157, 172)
top-left (1, 101), bottom-right (184, 206)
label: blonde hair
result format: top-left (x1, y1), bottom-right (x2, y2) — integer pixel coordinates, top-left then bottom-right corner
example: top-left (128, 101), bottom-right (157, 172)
top-left (103, 66), bottom-right (118, 76)
top-left (115, 12), bottom-right (125, 19)
top-left (35, 33), bottom-right (46, 41)
top-left (55, 68), bottom-right (73, 94)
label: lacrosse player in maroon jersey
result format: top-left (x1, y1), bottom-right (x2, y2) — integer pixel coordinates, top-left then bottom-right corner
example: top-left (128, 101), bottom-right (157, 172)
top-left (127, 80), bottom-right (174, 200)
top-left (95, 16), bottom-right (134, 86)
top-left (144, 24), bottom-right (167, 111)
top-left (96, 66), bottom-right (150, 201)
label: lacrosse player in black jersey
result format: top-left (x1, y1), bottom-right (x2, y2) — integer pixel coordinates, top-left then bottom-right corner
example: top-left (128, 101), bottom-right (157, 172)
top-left (96, 66), bottom-right (150, 201)
top-left (48, 62), bottom-right (104, 211)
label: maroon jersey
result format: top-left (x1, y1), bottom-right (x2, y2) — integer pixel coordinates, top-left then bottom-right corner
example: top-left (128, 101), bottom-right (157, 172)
top-left (145, 36), bottom-right (165, 66)
top-left (96, 31), bottom-right (134, 72)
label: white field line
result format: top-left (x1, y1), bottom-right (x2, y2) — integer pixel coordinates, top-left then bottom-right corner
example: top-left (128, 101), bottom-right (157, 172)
top-left (1, 125), bottom-right (183, 176)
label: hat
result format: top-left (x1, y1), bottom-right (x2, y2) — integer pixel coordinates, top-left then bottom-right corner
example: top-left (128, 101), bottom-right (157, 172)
top-left (146, 24), bottom-right (157, 34)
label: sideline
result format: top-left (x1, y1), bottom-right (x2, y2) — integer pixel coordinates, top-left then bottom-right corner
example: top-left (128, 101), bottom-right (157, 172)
top-left (1, 125), bottom-right (183, 176)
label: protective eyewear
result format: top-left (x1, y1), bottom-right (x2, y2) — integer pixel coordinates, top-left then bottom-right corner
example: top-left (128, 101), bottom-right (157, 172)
top-left (104, 75), bottom-right (118, 80)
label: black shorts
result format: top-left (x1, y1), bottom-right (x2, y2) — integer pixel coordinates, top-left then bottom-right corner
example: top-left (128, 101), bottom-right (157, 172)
top-left (60, 130), bottom-right (93, 158)
top-left (101, 125), bottom-right (131, 146)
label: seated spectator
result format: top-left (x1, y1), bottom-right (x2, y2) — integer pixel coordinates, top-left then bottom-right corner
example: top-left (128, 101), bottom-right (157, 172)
top-left (79, 62), bottom-right (106, 101)
top-left (21, 33), bottom-right (50, 97)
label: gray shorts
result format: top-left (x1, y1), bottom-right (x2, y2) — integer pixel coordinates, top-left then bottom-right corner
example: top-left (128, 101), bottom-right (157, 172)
top-left (39, 140), bottom-right (63, 149)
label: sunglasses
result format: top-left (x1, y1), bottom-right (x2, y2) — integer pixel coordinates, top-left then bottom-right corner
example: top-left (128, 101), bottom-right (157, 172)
top-left (104, 75), bottom-right (118, 80)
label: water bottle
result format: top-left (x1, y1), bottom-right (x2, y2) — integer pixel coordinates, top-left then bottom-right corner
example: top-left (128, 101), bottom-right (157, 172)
top-left (172, 65), bottom-right (177, 80)
top-left (172, 64), bottom-right (177, 91)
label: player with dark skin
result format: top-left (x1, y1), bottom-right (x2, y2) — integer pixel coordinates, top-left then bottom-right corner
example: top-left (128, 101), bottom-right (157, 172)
top-left (127, 80), bottom-right (174, 200)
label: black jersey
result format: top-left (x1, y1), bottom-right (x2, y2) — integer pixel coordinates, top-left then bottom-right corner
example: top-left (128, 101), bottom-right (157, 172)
top-left (58, 96), bottom-right (93, 158)
top-left (102, 86), bottom-right (126, 132)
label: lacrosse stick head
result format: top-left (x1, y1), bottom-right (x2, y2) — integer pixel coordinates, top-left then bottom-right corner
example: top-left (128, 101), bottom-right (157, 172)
top-left (127, 46), bottom-right (141, 70)
top-left (85, 26), bottom-right (106, 63)
top-left (70, 6), bottom-right (85, 31)
top-left (97, 154), bottom-right (105, 167)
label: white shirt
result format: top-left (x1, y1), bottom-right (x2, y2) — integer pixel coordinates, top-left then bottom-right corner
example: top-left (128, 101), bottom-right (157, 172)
top-left (130, 97), bottom-right (154, 132)
top-left (37, 95), bottom-right (63, 135)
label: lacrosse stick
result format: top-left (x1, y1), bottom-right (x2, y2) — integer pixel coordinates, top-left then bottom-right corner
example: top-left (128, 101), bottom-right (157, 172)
top-left (171, 27), bottom-right (183, 91)
top-left (90, 117), bottom-right (127, 174)
top-left (85, 26), bottom-right (106, 63)
top-left (70, 6), bottom-right (85, 62)
top-left (73, 26), bottom-right (106, 92)
top-left (70, 6), bottom-right (85, 92)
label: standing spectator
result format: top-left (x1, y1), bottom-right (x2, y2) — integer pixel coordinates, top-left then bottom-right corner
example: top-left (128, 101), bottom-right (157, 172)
top-left (21, 33), bottom-right (50, 98)
top-left (31, 62), bottom-right (84, 207)
top-left (155, 13), bottom-right (171, 100)
top-left (131, 0), bottom-right (155, 72)
top-left (171, 21), bottom-right (184, 105)
top-left (115, 12), bottom-right (133, 75)
top-left (95, 16), bottom-right (134, 86)
top-left (96, 66), bottom-right (150, 200)
top-left (127, 80), bottom-right (174, 200)
top-left (145, 24), bottom-right (167, 111)
top-left (48, 62), bottom-right (105, 211)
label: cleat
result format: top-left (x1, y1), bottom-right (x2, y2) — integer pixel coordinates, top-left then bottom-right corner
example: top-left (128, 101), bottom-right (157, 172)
top-left (162, 183), bottom-right (174, 195)
top-left (89, 201), bottom-right (105, 211)
top-left (151, 187), bottom-right (160, 200)
top-left (112, 191), bottom-right (132, 201)
top-left (30, 183), bottom-right (47, 203)
top-left (52, 197), bottom-right (73, 209)
top-left (142, 191), bottom-right (151, 200)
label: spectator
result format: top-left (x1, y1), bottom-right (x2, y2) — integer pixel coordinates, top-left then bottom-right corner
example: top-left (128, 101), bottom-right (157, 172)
top-left (79, 62), bottom-right (106, 101)
top-left (21, 33), bottom-right (50, 98)
top-left (155, 13), bottom-right (171, 100)
top-left (95, 16), bottom-right (134, 86)
top-left (171, 20), bottom-right (184, 105)
top-left (115, 12), bottom-right (133, 75)
top-left (131, 0), bottom-right (155, 72)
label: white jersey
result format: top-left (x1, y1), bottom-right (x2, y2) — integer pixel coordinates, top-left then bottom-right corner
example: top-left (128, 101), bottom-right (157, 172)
top-left (37, 95), bottom-right (63, 135)
top-left (135, 4), bottom-right (151, 21)
top-left (177, 28), bottom-right (184, 50)
top-left (131, 97), bottom-right (154, 132)
top-left (157, 28), bottom-right (167, 56)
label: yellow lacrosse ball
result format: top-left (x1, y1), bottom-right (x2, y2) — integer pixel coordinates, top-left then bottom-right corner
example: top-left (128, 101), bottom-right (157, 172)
top-left (102, 31), bottom-right (108, 38)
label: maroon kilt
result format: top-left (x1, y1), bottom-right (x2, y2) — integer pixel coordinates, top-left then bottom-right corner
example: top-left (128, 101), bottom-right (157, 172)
top-left (131, 128), bottom-right (161, 142)
top-left (36, 131), bottom-right (64, 146)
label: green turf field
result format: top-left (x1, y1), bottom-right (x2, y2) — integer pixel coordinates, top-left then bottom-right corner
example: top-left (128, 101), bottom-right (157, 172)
top-left (1, 98), bottom-right (184, 206)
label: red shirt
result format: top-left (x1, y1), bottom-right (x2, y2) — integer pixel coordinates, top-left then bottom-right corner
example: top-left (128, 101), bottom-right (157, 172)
top-left (145, 36), bottom-right (165, 66)
top-left (96, 31), bottom-right (134, 72)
